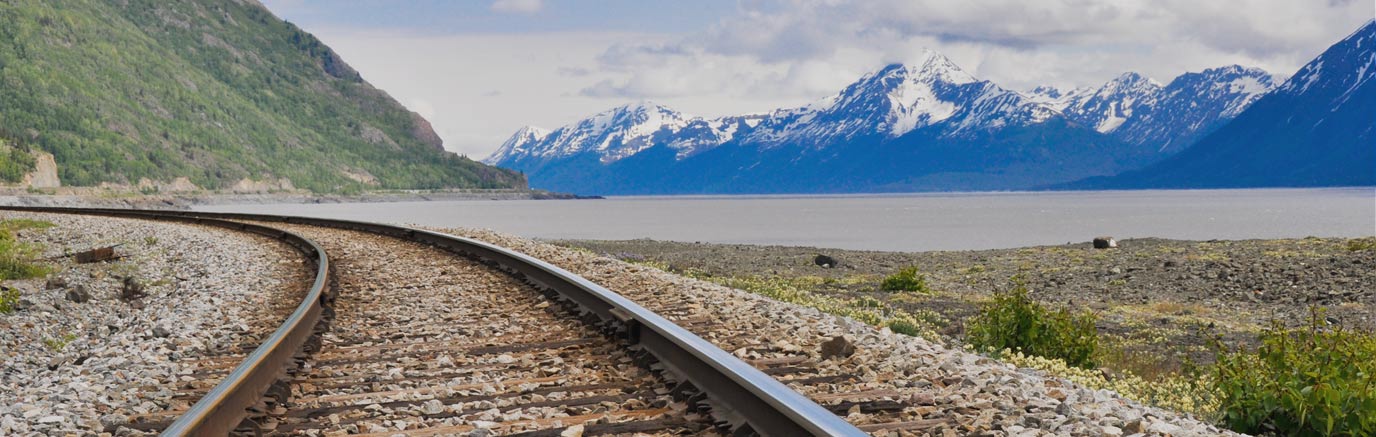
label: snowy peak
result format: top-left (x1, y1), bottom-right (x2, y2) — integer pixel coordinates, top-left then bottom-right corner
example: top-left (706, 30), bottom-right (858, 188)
top-left (1060, 72), bottom-right (1163, 133)
top-left (488, 51), bottom-right (1279, 167)
top-left (1164, 65), bottom-right (1278, 118)
top-left (483, 125), bottom-right (549, 165)
top-left (1278, 19), bottom-right (1375, 101)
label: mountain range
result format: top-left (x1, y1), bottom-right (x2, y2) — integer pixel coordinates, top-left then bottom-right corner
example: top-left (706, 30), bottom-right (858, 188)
top-left (487, 23), bottom-right (1373, 195)
top-left (1073, 20), bottom-right (1375, 189)
top-left (0, 0), bottom-right (523, 192)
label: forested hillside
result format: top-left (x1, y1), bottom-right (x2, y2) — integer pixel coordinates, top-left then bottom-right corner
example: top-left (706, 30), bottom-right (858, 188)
top-left (0, 0), bottom-right (524, 192)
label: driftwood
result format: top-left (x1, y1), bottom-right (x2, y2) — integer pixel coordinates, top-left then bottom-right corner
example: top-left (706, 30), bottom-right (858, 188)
top-left (72, 244), bottom-right (124, 263)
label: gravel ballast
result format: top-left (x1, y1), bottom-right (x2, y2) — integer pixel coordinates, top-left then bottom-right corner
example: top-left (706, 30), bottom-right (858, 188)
top-left (0, 212), bottom-right (307, 436)
top-left (438, 227), bottom-right (1243, 436)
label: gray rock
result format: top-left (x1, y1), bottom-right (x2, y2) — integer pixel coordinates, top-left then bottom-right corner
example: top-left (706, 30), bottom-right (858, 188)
top-left (44, 276), bottom-right (67, 290)
top-left (819, 335), bottom-right (855, 359)
top-left (65, 285), bottom-right (91, 303)
top-left (152, 326), bottom-right (171, 338)
top-left (99, 413), bottom-right (129, 432)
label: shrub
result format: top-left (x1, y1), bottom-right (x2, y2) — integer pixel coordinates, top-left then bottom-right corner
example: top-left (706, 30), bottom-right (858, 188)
top-left (0, 286), bottom-right (19, 314)
top-left (881, 267), bottom-right (929, 293)
top-left (1346, 237), bottom-right (1376, 252)
top-left (966, 280), bottom-right (1099, 368)
top-left (1212, 311), bottom-right (1376, 436)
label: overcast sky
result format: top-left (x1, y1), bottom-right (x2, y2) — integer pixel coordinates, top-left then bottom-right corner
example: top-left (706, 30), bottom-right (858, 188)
top-left (259, 0), bottom-right (1374, 159)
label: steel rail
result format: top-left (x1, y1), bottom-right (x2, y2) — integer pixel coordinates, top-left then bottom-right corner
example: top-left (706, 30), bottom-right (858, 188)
top-left (2, 206), bottom-right (866, 436)
top-left (0, 206), bottom-right (333, 436)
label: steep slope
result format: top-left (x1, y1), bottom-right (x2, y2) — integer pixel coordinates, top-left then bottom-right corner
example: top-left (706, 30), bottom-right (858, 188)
top-left (0, 0), bottom-right (523, 192)
top-left (1073, 20), bottom-right (1376, 189)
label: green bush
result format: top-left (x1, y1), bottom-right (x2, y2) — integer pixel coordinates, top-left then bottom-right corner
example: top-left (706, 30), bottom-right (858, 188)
top-left (1212, 312), bottom-right (1376, 436)
top-left (0, 286), bottom-right (19, 314)
top-left (1346, 237), bottom-right (1376, 252)
top-left (881, 267), bottom-right (929, 293)
top-left (966, 280), bottom-right (1099, 368)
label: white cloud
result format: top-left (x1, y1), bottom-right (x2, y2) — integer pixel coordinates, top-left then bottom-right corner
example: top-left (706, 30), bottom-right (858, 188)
top-left (490, 0), bottom-right (543, 14)
top-left (283, 1), bottom-right (1374, 160)
top-left (590, 0), bottom-right (1373, 96)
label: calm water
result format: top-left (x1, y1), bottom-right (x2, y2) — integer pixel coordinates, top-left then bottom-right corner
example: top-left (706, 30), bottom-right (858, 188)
top-left (196, 188), bottom-right (1376, 252)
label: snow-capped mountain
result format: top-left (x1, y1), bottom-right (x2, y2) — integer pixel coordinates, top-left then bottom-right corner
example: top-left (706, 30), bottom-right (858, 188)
top-left (487, 49), bottom-right (1283, 194)
top-left (739, 51), bottom-right (1058, 148)
top-left (1052, 67), bottom-right (1278, 153)
top-left (1033, 66), bottom-right (1277, 153)
top-left (484, 103), bottom-right (765, 166)
top-left (1076, 19), bottom-right (1375, 189)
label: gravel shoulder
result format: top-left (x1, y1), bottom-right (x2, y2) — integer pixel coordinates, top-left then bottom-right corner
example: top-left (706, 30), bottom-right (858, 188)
top-left (436, 227), bottom-right (1252, 436)
top-left (0, 212), bottom-right (309, 436)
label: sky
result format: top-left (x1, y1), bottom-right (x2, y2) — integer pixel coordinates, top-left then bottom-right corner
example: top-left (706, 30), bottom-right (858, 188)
top-left (259, 0), bottom-right (1376, 159)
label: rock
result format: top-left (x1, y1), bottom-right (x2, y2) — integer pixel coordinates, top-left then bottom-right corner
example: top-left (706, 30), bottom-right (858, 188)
top-left (1122, 418), bottom-right (1145, 434)
top-left (44, 276), bottom-right (67, 290)
top-left (819, 335), bottom-right (855, 359)
top-left (813, 254), bottom-right (839, 268)
top-left (66, 284), bottom-right (92, 303)
top-left (152, 326), bottom-right (171, 338)
top-left (420, 399), bottom-right (444, 415)
top-left (99, 413), bottom-right (129, 432)
top-left (120, 276), bottom-right (146, 301)
top-left (559, 424), bottom-right (585, 437)
top-left (1092, 237), bottom-right (1117, 249)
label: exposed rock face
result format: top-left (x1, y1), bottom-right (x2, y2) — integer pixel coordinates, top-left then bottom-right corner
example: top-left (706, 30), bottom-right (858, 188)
top-left (136, 177), bottom-right (200, 193)
top-left (409, 112), bottom-right (446, 152)
top-left (22, 152), bottom-right (60, 188)
top-left (229, 177), bottom-right (296, 193)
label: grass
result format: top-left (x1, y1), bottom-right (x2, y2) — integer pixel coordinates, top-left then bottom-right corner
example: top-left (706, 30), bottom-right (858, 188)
top-left (43, 332), bottom-right (77, 351)
top-left (0, 218), bottom-right (53, 280)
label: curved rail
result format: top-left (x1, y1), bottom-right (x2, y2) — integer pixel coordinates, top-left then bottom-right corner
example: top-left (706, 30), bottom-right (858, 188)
top-left (0, 206), bottom-right (333, 436)
top-left (1, 207), bottom-right (865, 436)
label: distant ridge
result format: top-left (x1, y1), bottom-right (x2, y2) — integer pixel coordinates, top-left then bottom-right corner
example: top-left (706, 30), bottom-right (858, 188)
top-left (487, 50), bottom-right (1276, 195)
top-left (1067, 20), bottom-right (1376, 189)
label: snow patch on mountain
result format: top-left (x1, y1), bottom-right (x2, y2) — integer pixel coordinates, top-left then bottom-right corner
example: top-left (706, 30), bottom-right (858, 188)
top-left (486, 50), bottom-right (1278, 168)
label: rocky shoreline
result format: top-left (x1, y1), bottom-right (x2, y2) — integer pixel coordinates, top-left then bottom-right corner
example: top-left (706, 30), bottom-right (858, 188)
top-left (0, 212), bottom-right (307, 435)
top-left (0, 189), bottom-right (597, 211)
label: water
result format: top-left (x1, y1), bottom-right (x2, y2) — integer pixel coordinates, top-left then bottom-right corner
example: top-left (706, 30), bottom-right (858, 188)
top-left (195, 188), bottom-right (1376, 252)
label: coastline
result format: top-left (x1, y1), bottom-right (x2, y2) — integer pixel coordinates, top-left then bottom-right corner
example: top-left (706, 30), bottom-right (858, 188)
top-left (0, 188), bottom-right (600, 210)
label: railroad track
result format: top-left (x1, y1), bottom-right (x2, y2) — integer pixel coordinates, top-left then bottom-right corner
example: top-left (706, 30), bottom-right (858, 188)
top-left (1, 207), bottom-right (864, 437)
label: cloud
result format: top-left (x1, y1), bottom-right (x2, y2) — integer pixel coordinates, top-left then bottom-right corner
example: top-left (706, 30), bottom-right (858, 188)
top-left (282, 1), bottom-right (1373, 160)
top-left (490, 0), bottom-right (543, 14)
top-left (587, 0), bottom-right (1373, 97)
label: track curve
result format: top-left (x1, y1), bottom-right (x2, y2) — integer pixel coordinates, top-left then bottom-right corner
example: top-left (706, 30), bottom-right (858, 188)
top-left (0, 207), bottom-right (864, 437)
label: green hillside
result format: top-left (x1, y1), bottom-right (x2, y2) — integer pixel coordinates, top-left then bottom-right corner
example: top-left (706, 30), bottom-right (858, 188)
top-left (0, 0), bottom-right (524, 192)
